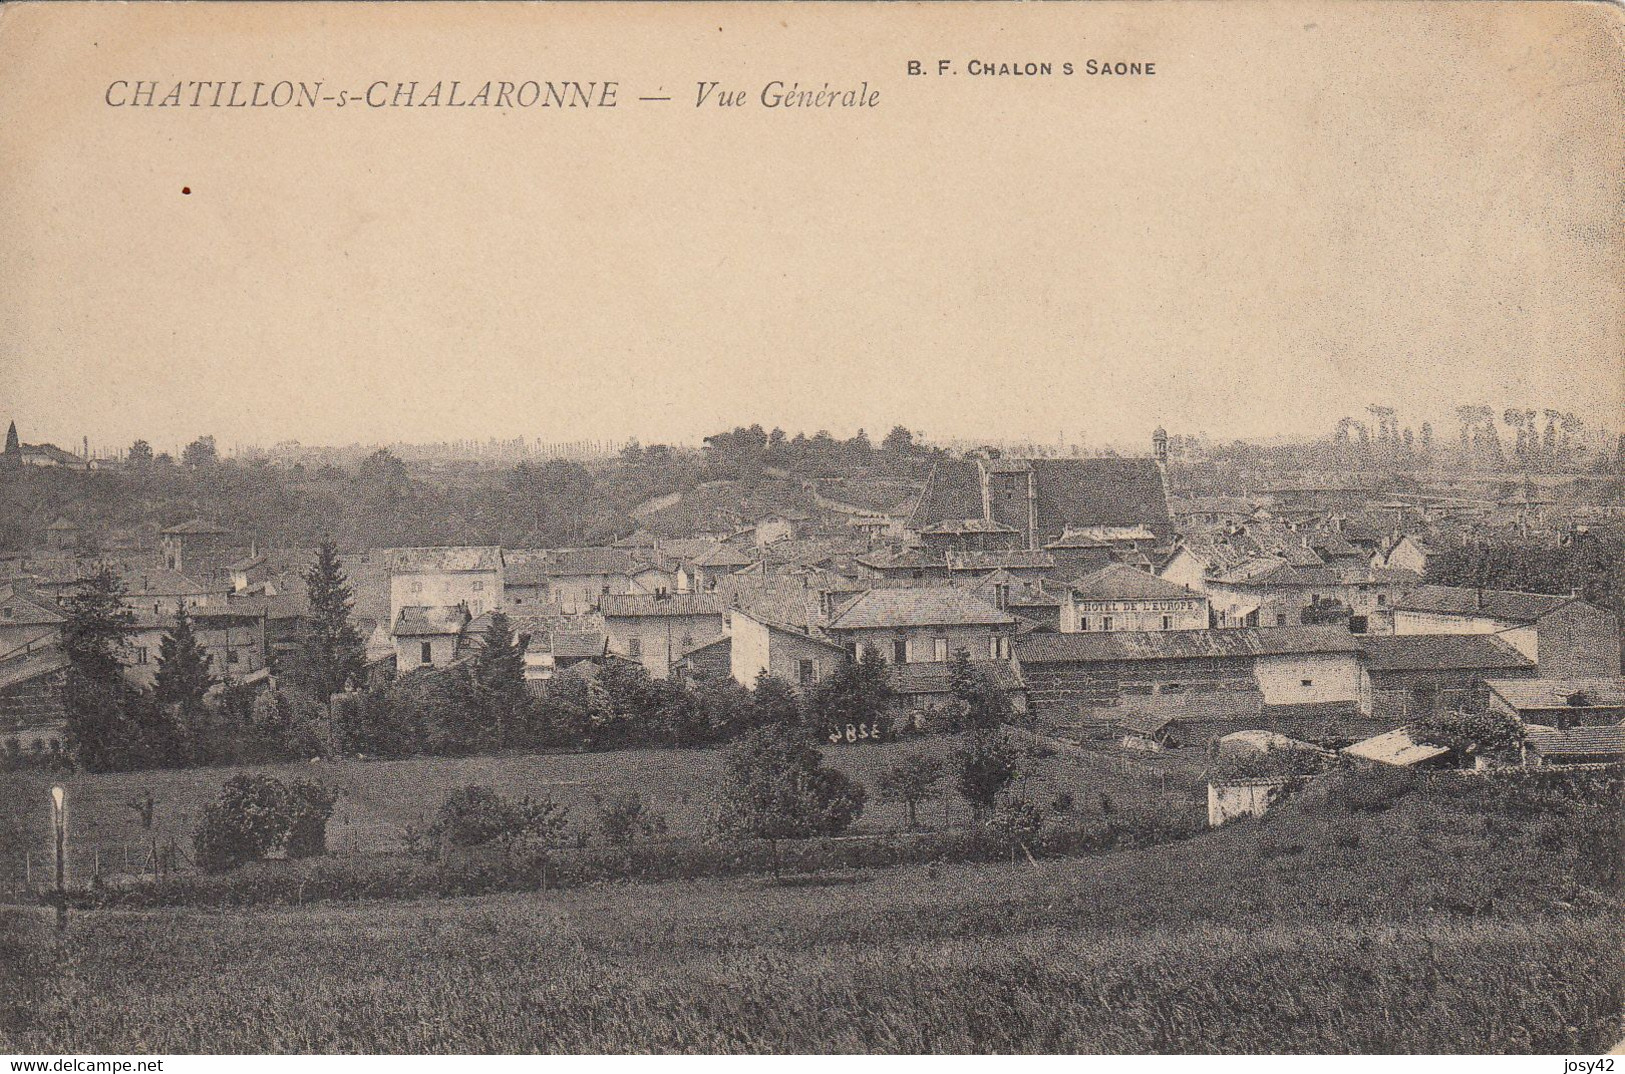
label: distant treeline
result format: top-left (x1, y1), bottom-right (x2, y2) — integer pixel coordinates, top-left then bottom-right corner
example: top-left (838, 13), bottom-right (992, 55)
top-left (0, 424), bottom-right (935, 552)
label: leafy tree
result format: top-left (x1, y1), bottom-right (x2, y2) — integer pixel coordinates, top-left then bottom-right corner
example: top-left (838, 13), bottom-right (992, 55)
top-left (952, 729), bottom-right (1020, 820)
top-left (193, 774), bottom-right (337, 872)
top-left (62, 565), bottom-right (133, 686)
top-left (292, 540), bottom-right (366, 700)
top-left (154, 607), bottom-right (215, 723)
top-left (126, 439), bottom-right (154, 466)
top-left (805, 646), bottom-right (894, 740)
top-left (716, 724), bottom-right (866, 877)
top-left (181, 434), bottom-right (219, 468)
top-left (1413, 709), bottom-right (1526, 763)
top-left (425, 785), bottom-right (570, 853)
top-left (593, 791), bottom-right (668, 845)
top-left (749, 671), bottom-right (804, 728)
top-left (470, 610), bottom-right (529, 748)
top-left (61, 567), bottom-right (138, 770)
top-left (875, 750), bottom-right (945, 829)
top-left (881, 425), bottom-right (917, 454)
top-left (949, 649), bottom-right (1013, 731)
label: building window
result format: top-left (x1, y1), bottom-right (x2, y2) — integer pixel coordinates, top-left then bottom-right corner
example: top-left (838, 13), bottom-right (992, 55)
top-left (893, 638), bottom-right (908, 664)
top-left (472, 581), bottom-right (484, 591)
top-left (933, 637), bottom-right (949, 662)
top-left (991, 635), bottom-right (1010, 660)
top-left (1377, 594), bottom-right (1387, 606)
top-left (411, 582), bottom-right (423, 594)
top-left (798, 658), bottom-right (815, 685)
top-left (1161, 615), bottom-right (1173, 631)
top-left (1, 607), bottom-right (10, 619)
top-left (1078, 616), bottom-right (1090, 632)
top-left (681, 634), bottom-right (693, 650)
top-left (1301, 679), bottom-right (1313, 688)
top-left (136, 647), bottom-right (148, 665)
top-left (1277, 613), bottom-right (1288, 627)
top-left (1101, 616), bottom-right (1114, 632)
top-left (995, 584), bottom-right (1011, 610)
top-left (227, 650), bottom-right (240, 665)
top-left (421, 641), bottom-right (433, 665)
top-left (628, 636), bottom-right (643, 658)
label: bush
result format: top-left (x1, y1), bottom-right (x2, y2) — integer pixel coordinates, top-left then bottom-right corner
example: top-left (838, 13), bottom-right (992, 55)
top-left (193, 774), bottom-right (338, 873)
top-left (593, 791), bottom-right (668, 845)
top-left (424, 785), bottom-right (571, 854)
top-left (1210, 746), bottom-right (1325, 782)
top-left (284, 781), bottom-right (339, 858)
top-left (715, 725), bottom-right (867, 875)
top-left (952, 729), bottom-right (1020, 817)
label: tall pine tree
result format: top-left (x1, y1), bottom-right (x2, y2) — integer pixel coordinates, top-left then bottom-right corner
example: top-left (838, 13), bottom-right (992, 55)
top-left (293, 540), bottom-right (366, 700)
top-left (155, 607), bottom-right (215, 721)
top-left (61, 566), bottom-right (137, 770)
top-left (470, 610), bottom-right (528, 748)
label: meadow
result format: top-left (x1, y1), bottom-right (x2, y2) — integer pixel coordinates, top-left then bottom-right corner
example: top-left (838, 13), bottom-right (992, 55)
top-left (0, 736), bottom-right (1206, 884)
top-left (3, 771), bottom-right (1621, 1053)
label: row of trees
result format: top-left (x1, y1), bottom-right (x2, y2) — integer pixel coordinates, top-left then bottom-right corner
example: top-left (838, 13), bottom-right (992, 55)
top-left (2, 418), bottom-right (939, 554)
top-left (61, 541), bottom-right (370, 772)
top-left (1426, 534), bottom-right (1624, 631)
top-left (61, 535), bottom-right (1020, 773)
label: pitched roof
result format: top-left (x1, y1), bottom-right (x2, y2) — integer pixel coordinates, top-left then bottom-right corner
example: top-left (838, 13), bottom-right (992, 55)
top-left (689, 543), bottom-right (758, 569)
top-left (1357, 634), bottom-right (1534, 672)
top-left (856, 548), bottom-right (948, 572)
top-left (731, 608), bottom-right (849, 653)
top-left (906, 458), bottom-right (987, 532)
top-left (124, 568), bottom-right (220, 596)
top-left (828, 587), bottom-right (1015, 630)
top-left (1068, 563), bottom-right (1202, 602)
top-left (920, 518), bottom-right (1017, 536)
top-left (161, 518), bottom-right (232, 536)
top-left (1390, 584), bottom-right (1575, 622)
top-left (0, 645), bottom-right (67, 692)
top-left (1343, 727), bottom-right (1451, 767)
top-left (886, 658), bottom-right (1025, 695)
top-left (1526, 725), bottom-right (1625, 759)
top-left (945, 550), bottom-right (1056, 572)
top-left (0, 585), bottom-right (66, 626)
top-left (1215, 561), bottom-right (1341, 588)
top-left (542, 546), bottom-right (639, 577)
top-left (599, 593), bottom-right (726, 618)
top-left (1030, 457), bottom-right (1172, 540)
top-left (551, 631), bottom-right (607, 660)
top-left (1117, 710), bottom-right (1180, 737)
top-left (675, 634), bottom-right (731, 661)
top-left (392, 605), bottom-right (469, 636)
top-left (1484, 678), bottom-right (1625, 712)
top-left (1014, 625), bottom-right (1362, 664)
top-left (385, 546), bottom-right (503, 573)
top-left (21, 443), bottom-right (87, 466)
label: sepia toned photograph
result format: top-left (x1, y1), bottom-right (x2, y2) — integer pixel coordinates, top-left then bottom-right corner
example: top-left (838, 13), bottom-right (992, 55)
top-left (0, 0), bottom-right (1622, 1057)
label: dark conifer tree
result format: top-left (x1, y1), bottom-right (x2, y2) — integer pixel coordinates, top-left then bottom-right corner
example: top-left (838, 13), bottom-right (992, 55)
top-left (293, 540), bottom-right (366, 700)
top-left (154, 607), bottom-right (215, 722)
top-left (470, 610), bottom-right (528, 747)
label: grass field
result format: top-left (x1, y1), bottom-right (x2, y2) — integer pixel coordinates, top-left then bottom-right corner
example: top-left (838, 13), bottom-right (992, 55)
top-left (0, 737), bottom-right (1207, 880)
top-left (3, 776), bottom-right (1620, 1053)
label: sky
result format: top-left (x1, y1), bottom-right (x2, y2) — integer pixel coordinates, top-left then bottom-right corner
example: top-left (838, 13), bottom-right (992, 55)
top-left (1, 1), bottom-right (1620, 457)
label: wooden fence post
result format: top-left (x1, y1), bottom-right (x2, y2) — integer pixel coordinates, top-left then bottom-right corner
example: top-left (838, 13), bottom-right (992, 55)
top-left (50, 785), bottom-right (67, 931)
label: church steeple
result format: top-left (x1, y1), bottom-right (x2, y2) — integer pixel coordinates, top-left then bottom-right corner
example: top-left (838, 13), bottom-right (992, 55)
top-left (4, 421), bottom-right (18, 463)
